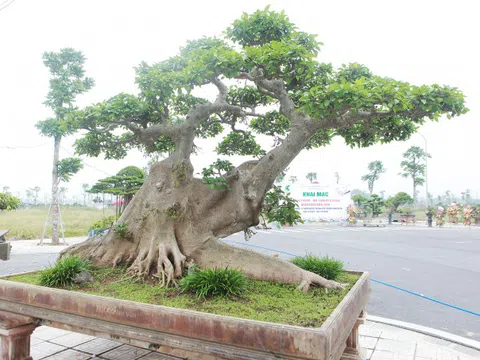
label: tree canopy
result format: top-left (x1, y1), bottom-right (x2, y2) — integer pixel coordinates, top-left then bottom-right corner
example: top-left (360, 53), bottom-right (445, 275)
top-left (69, 8), bottom-right (466, 193)
top-left (361, 161), bottom-right (385, 194)
top-left (385, 192), bottom-right (414, 213)
top-left (89, 166), bottom-right (145, 197)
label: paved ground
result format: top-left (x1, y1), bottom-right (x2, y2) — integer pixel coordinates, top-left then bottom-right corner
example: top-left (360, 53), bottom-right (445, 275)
top-left (26, 320), bottom-right (480, 360)
top-left (224, 224), bottom-right (480, 341)
top-left (2, 225), bottom-right (479, 343)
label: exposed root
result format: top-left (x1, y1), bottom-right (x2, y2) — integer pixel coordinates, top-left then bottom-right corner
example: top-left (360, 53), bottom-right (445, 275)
top-left (296, 272), bottom-right (346, 292)
top-left (157, 242), bottom-right (186, 287)
top-left (126, 228), bottom-right (186, 288)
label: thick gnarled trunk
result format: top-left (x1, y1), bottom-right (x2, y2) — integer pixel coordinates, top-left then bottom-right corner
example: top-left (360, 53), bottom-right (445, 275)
top-left (62, 157), bottom-right (342, 291)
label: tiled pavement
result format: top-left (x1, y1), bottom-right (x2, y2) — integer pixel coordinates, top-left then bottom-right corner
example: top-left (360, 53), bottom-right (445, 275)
top-left (360, 321), bottom-right (480, 360)
top-left (29, 320), bottom-right (480, 360)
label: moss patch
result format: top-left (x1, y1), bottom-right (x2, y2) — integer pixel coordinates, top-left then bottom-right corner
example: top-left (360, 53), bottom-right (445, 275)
top-left (7, 268), bottom-right (360, 328)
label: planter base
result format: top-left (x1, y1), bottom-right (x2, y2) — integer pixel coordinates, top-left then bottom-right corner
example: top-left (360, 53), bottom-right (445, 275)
top-left (0, 272), bottom-right (370, 359)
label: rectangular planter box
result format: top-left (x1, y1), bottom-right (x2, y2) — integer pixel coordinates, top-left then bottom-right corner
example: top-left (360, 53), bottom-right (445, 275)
top-left (0, 271), bottom-right (369, 360)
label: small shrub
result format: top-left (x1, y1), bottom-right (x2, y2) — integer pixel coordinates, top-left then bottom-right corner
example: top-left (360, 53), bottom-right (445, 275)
top-left (39, 256), bottom-right (91, 288)
top-left (114, 223), bottom-right (129, 238)
top-left (89, 215), bottom-right (115, 234)
top-left (291, 254), bottom-right (344, 280)
top-left (180, 268), bottom-right (246, 299)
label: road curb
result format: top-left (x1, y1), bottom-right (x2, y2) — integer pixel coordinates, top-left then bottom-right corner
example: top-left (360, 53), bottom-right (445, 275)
top-left (368, 315), bottom-right (480, 351)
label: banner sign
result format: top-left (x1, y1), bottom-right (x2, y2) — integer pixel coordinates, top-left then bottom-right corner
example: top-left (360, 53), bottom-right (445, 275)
top-left (286, 184), bottom-right (350, 221)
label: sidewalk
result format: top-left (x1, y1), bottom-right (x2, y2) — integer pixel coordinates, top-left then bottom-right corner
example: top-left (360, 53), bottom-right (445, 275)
top-left (28, 318), bottom-right (480, 360)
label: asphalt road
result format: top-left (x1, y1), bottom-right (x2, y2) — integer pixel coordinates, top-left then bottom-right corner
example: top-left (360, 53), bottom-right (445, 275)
top-left (1, 225), bottom-right (479, 341)
top-left (225, 224), bottom-right (480, 341)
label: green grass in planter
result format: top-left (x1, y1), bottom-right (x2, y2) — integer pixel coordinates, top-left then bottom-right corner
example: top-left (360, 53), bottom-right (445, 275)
top-left (7, 267), bottom-right (360, 328)
top-left (180, 268), bottom-right (247, 299)
top-left (291, 254), bottom-right (344, 280)
top-left (39, 256), bottom-right (91, 288)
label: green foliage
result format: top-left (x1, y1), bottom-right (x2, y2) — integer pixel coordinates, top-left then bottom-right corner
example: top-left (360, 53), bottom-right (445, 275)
top-left (385, 192), bottom-right (414, 213)
top-left (352, 194), bottom-right (368, 209)
top-left (57, 157), bottom-right (83, 182)
top-left (180, 268), bottom-right (247, 299)
top-left (262, 185), bottom-right (303, 226)
top-left (88, 215), bottom-right (115, 234)
top-left (226, 7), bottom-right (296, 47)
top-left (365, 194), bottom-right (385, 216)
top-left (201, 159), bottom-right (234, 191)
top-left (216, 131), bottom-right (265, 157)
top-left (361, 161), bottom-right (385, 194)
top-left (89, 166), bottom-right (144, 196)
top-left (291, 254), bottom-right (344, 280)
top-left (37, 48), bottom-right (94, 136)
top-left (302, 78), bottom-right (467, 148)
top-left (69, 8), bottom-right (467, 183)
top-left (39, 256), bottom-right (91, 288)
top-left (400, 146), bottom-right (430, 189)
top-left (113, 223), bottom-right (129, 238)
top-left (0, 193), bottom-right (20, 211)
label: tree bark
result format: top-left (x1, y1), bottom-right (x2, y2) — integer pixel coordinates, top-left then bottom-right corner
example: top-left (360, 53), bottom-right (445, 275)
top-left (62, 158), bottom-right (343, 291)
top-left (51, 136), bottom-right (61, 245)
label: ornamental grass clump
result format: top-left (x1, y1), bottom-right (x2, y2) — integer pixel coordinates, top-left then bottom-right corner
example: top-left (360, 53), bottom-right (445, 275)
top-left (291, 254), bottom-right (344, 280)
top-left (39, 256), bottom-right (91, 288)
top-left (180, 267), bottom-right (246, 299)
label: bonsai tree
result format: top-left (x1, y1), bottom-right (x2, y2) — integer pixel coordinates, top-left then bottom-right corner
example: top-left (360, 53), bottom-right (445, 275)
top-left (385, 192), bottom-right (413, 214)
top-left (62, 9), bottom-right (467, 291)
top-left (89, 166), bottom-right (145, 214)
top-left (352, 194), bottom-right (368, 216)
top-left (0, 193), bottom-right (20, 211)
top-left (365, 194), bottom-right (384, 217)
top-left (361, 161), bottom-right (385, 194)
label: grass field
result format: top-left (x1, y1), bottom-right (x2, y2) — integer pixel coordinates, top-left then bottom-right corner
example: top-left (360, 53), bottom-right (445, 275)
top-left (0, 206), bottom-right (115, 240)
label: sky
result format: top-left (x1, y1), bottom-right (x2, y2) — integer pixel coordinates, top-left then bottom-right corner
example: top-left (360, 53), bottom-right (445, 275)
top-left (0, 0), bottom-right (479, 202)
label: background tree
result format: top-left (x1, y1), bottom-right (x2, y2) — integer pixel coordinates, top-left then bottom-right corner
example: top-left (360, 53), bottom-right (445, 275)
top-left (59, 187), bottom-right (68, 205)
top-left (399, 146), bottom-right (430, 205)
top-left (82, 183), bottom-right (90, 206)
top-left (26, 189), bottom-right (34, 204)
top-left (0, 193), bottom-right (20, 211)
top-left (461, 189), bottom-right (472, 204)
top-left (361, 161), bottom-right (385, 194)
top-left (89, 166), bottom-right (145, 216)
top-left (36, 48), bottom-right (93, 244)
top-left (63, 8), bottom-right (467, 291)
top-left (352, 194), bottom-right (368, 215)
top-left (334, 172), bottom-right (340, 184)
top-left (385, 192), bottom-right (414, 214)
top-left (2, 186), bottom-right (9, 194)
top-left (33, 186), bottom-right (41, 206)
top-left (305, 172), bottom-right (317, 183)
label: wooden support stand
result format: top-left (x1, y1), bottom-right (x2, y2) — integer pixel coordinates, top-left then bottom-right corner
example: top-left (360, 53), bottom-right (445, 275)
top-left (341, 311), bottom-right (366, 360)
top-left (0, 311), bottom-right (37, 360)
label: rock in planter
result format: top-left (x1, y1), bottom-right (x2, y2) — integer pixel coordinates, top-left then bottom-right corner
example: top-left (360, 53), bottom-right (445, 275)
top-left (72, 270), bottom-right (94, 285)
